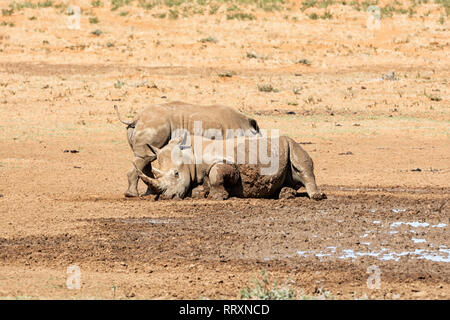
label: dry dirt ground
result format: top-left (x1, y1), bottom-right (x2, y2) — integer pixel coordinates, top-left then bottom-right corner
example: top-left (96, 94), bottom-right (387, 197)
top-left (0, 1), bottom-right (449, 299)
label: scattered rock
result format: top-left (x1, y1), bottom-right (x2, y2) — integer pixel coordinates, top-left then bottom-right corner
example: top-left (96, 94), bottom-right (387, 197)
top-left (286, 111), bottom-right (296, 115)
top-left (73, 166), bottom-right (81, 169)
top-left (339, 151), bottom-right (353, 155)
top-left (297, 58), bottom-right (312, 66)
top-left (411, 168), bottom-right (422, 172)
top-left (191, 184), bottom-right (208, 199)
top-left (64, 149), bottom-right (79, 153)
top-left (381, 71), bottom-right (398, 81)
top-left (278, 187), bottom-right (297, 199)
top-left (218, 71), bottom-right (236, 78)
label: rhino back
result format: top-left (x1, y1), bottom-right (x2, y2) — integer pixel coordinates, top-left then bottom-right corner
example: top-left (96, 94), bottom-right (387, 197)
top-left (131, 106), bottom-right (172, 150)
top-left (165, 102), bottom-right (257, 136)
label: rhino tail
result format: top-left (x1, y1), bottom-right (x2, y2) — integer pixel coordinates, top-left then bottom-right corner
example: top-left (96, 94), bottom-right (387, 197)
top-left (114, 105), bottom-right (135, 128)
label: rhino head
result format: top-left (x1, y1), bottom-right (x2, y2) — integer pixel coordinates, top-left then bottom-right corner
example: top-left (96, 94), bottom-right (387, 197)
top-left (134, 135), bottom-right (194, 199)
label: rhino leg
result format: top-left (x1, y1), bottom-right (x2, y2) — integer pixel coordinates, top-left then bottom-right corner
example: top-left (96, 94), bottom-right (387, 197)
top-left (287, 138), bottom-right (326, 201)
top-left (125, 156), bottom-right (151, 197)
top-left (207, 163), bottom-right (240, 200)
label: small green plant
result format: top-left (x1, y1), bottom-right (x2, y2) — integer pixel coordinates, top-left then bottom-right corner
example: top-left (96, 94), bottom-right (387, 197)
top-left (209, 4), bottom-right (219, 14)
top-left (227, 12), bottom-right (256, 20)
top-left (111, 0), bottom-right (130, 11)
top-left (169, 9), bottom-right (179, 19)
top-left (1, 21), bottom-right (14, 27)
top-left (247, 52), bottom-right (258, 59)
top-left (308, 12), bottom-right (319, 19)
top-left (89, 17), bottom-right (99, 24)
top-left (139, 0), bottom-right (156, 10)
top-left (119, 10), bottom-right (129, 16)
top-left (321, 11), bottom-right (332, 19)
top-left (92, 0), bottom-right (102, 7)
top-left (10, 1), bottom-right (37, 10)
top-left (106, 41), bottom-right (114, 47)
top-left (434, 0), bottom-right (449, 16)
top-left (218, 71), bottom-right (236, 77)
top-left (320, 0), bottom-right (334, 8)
top-left (301, 0), bottom-right (318, 11)
top-left (227, 4), bottom-right (240, 12)
top-left (152, 13), bottom-right (166, 18)
top-left (199, 36), bottom-right (217, 43)
top-left (2, 9), bottom-right (14, 16)
top-left (91, 29), bottom-right (103, 36)
top-left (240, 270), bottom-right (296, 300)
top-left (114, 80), bottom-right (126, 88)
top-left (258, 84), bottom-right (278, 93)
top-left (38, 0), bottom-right (53, 8)
top-left (297, 58), bottom-right (312, 65)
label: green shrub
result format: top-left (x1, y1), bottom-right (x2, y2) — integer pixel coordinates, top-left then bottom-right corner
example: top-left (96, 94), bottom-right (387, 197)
top-left (92, 0), bottom-right (103, 7)
top-left (91, 29), bottom-right (103, 35)
top-left (240, 270), bottom-right (296, 300)
top-left (89, 17), bottom-right (99, 24)
top-left (258, 84), bottom-right (278, 92)
top-left (226, 12), bottom-right (256, 20)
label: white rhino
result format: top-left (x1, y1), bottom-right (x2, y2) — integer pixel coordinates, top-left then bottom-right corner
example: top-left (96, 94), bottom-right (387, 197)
top-left (115, 101), bottom-right (260, 197)
top-left (134, 134), bottom-right (326, 200)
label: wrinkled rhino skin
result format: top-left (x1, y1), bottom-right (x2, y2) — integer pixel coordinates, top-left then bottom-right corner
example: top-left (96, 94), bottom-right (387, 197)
top-left (135, 135), bottom-right (326, 201)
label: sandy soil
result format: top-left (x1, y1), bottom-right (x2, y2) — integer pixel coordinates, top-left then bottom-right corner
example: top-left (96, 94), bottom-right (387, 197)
top-left (0, 1), bottom-right (449, 299)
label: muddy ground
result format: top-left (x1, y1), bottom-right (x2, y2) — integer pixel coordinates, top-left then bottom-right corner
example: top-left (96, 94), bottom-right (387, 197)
top-left (0, 1), bottom-right (449, 299)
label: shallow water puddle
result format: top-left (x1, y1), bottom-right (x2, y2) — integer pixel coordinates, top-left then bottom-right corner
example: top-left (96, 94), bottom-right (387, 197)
top-left (296, 247), bottom-right (450, 263)
top-left (391, 208), bottom-right (407, 213)
top-left (390, 221), bottom-right (430, 228)
top-left (295, 220), bottom-right (449, 263)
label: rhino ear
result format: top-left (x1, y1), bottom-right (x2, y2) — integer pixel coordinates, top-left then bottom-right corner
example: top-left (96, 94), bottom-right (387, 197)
top-left (172, 132), bottom-right (191, 149)
top-left (170, 134), bottom-right (184, 145)
top-left (145, 144), bottom-right (161, 160)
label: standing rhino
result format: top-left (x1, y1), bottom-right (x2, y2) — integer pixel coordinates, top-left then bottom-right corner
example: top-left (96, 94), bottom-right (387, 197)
top-left (115, 101), bottom-right (260, 197)
top-left (134, 134), bottom-right (326, 200)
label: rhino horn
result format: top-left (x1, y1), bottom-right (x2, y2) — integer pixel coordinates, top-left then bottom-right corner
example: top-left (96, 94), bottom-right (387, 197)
top-left (133, 162), bottom-right (163, 193)
top-left (145, 144), bottom-right (161, 159)
top-left (152, 167), bottom-right (164, 176)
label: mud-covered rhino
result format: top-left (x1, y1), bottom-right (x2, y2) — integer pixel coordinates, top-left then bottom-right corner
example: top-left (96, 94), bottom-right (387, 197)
top-left (134, 134), bottom-right (326, 200)
top-left (115, 101), bottom-right (260, 197)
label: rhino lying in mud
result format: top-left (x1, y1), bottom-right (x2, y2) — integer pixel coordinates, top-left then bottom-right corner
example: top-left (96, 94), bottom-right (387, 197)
top-left (115, 102), bottom-right (260, 197)
top-left (134, 134), bottom-right (326, 201)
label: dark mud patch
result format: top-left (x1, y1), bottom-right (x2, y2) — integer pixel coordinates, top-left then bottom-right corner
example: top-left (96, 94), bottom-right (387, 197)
top-left (0, 194), bottom-right (448, 289)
